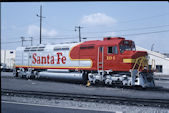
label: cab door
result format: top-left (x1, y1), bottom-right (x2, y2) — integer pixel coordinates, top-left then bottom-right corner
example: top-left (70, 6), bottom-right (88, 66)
top-left (105, 45), bottom-right (119, 71)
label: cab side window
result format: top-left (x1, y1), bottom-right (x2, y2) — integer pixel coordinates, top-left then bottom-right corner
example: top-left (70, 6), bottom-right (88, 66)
top-left (114, 46), bottom-right (118, 54)
top-left (108, 47), bottom-right (113, 54)
top-left (107, 46), bottom-right (118, 54)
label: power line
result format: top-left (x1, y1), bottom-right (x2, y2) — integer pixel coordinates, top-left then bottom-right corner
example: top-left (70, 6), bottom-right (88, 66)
top-left (82, 12), bottom-right (169, 29)
top-left (42, 34), bottom-right (77, 37)
top-left (119, 12), bottom-right (169, 24)
top-left (2, 37), bottom-right (33, 45)
top-left (39, 24), bottom-right (169, 38)
top-left (40, 29), bottom-right (169, 40)
top-left (2, 29), bottom-right (169, 46)
top-left (4, 24), bottom-right (167, 43)
top-left (36, 12), bottom-right (169, 33)
top-left (121, 29), bottom-right (169, 37)
top-left (2, 41), bottom-right (21, 44)
top-left (42, 20), bottom-right (74, 32)
top-left (42, 37), bottom-right (77, 39)
top-left (82, 29), bottom-right (169, 39)
top-left (83, 24), bottom-right (169, 34)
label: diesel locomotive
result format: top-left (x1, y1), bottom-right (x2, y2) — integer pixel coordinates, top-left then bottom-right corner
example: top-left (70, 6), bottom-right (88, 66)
top-left (13, 37), bottom-right (155, 88)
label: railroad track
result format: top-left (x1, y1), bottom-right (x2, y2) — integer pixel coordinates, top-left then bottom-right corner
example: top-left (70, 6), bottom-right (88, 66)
top-left (1, 88), bottom-right (169, 108)
top-left (2, 75), bottom-right (169, 93)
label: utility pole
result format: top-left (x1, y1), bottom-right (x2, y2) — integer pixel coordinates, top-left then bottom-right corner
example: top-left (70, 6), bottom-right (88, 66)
top-left (20, 37), bottom-right (33, 46)
top-left (21, 36), bottom-right (25, 47)
top-left (75, 26), bottom-right (83, 42)
top-left (37, 5), bottom-right (46, 44)
top-left (29, 37), bottom-right (33, 46)
top-left (151, 43), bottom-right (155, 51)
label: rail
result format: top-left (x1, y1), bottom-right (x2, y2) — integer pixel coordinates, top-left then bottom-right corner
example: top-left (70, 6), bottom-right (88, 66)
top-left (1, 89), bottom-right (169, 108)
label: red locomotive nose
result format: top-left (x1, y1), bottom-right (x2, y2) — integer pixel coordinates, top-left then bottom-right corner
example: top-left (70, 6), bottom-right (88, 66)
top-left (131, 51), bottom-right (148, 59)
top-left (122, 50), bottom-right (148, 66)
top-left (122, 50), bottom-right (147, 59)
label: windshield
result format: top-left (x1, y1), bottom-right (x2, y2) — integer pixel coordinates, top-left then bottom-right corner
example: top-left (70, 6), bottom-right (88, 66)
top-left (120, 41), bottom-right (136, 53)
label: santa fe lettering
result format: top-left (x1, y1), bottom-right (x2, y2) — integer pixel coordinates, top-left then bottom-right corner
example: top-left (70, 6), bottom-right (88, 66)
top-left (32, 52), bottom-right (66, 64)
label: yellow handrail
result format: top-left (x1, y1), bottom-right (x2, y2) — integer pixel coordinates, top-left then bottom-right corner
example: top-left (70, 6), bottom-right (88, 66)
top-left (132, 56), bottom-right (149, 72)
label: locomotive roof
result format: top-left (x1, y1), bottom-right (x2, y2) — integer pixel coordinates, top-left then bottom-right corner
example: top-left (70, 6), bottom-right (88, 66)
top-left (16, 37), bottom-right (127, 51)
top-left (81, 37), bottom-right (125, 46)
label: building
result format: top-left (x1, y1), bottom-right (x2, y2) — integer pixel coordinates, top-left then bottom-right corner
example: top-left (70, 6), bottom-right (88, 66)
top-left (1, 50), bottom-right (16, 69)
top-left (136, 46), bottom-right (169, 75)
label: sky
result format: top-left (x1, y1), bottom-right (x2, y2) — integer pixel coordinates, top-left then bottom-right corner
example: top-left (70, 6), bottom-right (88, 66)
top-left (1, 2), bottom-right (169, 53)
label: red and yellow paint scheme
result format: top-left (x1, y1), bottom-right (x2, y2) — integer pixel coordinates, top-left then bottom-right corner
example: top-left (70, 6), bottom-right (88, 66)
top-left (15, 37), bottom-right (148, 72)
top-left (14, 37), bottom-right (155, 87)
top-left (70, 37), bottom-right (148, 72)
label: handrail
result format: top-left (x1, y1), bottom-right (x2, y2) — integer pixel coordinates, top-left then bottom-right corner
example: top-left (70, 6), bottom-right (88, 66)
top-left (132, 56), bottom-right (149, 73)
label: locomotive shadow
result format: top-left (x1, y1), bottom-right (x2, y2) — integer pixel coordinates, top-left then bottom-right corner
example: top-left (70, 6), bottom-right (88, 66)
top-left (15, 76), bottom-right (169, 92)
top-left (86, 82), bottom-right (169, 93)
top-left (31, 77), bottom-right (84, 84)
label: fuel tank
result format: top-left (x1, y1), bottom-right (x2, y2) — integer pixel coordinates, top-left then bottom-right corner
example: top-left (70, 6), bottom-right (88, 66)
top-left (38, 71), bottom-right (83, 81)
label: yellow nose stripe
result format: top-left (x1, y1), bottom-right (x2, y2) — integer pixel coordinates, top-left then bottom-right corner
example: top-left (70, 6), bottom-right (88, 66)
top-left (123, 59), bottom-right (135, 63)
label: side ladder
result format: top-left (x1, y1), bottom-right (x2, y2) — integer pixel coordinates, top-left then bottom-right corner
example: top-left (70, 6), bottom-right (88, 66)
top-left (97, 47), bottom-right (104, 80)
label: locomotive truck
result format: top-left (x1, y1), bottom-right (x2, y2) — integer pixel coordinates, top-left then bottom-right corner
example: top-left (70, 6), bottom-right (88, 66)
top-left (13, 37), bottom-right (155, 88)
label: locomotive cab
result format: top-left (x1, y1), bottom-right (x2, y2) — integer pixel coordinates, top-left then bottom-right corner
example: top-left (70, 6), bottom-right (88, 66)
top-left (88, 37), bottom-right (155, 88)
top-left (119, 39), bottom-right (154, 87)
